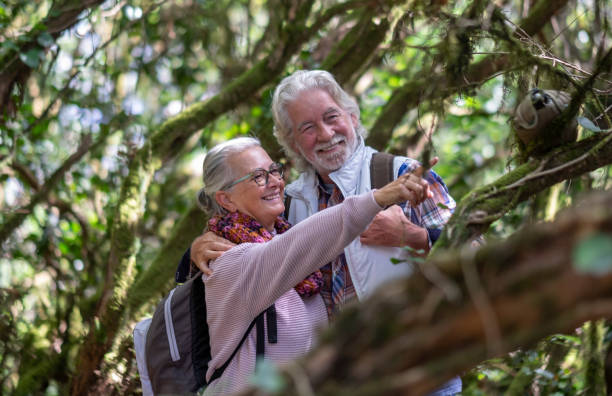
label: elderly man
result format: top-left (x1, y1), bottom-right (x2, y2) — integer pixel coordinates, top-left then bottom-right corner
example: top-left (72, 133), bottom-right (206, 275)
top-left (188, 70), bottom-right (460, 395)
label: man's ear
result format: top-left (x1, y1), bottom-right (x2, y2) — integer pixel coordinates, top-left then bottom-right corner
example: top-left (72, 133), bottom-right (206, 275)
top-left (350, 112), bottom-right (359, 129)
top-left (215, 191), bottom-right (237, 212)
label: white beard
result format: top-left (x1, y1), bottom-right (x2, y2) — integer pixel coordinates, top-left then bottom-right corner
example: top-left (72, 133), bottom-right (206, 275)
top-left (305, 133), bottom-right (357, 173)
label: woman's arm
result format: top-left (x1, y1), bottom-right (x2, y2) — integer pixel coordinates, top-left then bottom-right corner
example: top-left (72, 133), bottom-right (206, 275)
top-left (205, 192), bottom-right (383, 320)
top-left (207, 171), bottom-right (423, 319)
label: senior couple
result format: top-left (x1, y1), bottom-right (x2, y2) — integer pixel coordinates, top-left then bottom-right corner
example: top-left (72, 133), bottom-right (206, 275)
top-left (190, 70), bottom-right (460, 395)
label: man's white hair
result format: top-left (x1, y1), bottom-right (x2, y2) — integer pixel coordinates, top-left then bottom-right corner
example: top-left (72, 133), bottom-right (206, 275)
top-left (271, 70), bottom-right (367, 171)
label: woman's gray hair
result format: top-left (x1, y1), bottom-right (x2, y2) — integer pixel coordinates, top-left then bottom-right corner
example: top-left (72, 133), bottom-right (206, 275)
top-left (271, 70), bottom-right (367, 171)
top-left (197, 137), bottom-right (262, 215)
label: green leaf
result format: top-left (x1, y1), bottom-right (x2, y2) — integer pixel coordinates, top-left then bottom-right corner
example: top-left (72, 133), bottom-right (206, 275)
top-left (572, 233), bottom-right (612, 275)
top-left (437, 202), bottom-right (450, 210)
top-left (402, 246), bottom-right (426, 256)
top-left (390, 257), bottom-right (404, 265)
top-left (577, 116), bottom-right (610, 132)
top-left (249, 358), bottom-right (286, 393)
top-left (410, 257), bottom-right (426, 264)
top-left (1, 39), bottom-right (17, 52)
top-left (19, 48), bottom-right (43, 68)
top-left (36, 32), bottom-right (54, 47)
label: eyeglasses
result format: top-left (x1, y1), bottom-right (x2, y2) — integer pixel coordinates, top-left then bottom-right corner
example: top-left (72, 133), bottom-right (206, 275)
top-left (223, 163), bottom-right (284, 189)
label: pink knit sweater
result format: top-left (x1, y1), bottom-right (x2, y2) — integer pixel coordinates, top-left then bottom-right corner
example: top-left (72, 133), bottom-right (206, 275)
top-left (202, 192), bottom-right (383, 395)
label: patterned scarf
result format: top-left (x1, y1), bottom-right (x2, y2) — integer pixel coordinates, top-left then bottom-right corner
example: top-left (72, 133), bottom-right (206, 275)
top-left (208, 211), bottom-right (323, 297)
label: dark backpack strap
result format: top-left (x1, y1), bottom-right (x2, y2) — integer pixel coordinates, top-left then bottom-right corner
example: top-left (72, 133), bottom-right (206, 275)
top-left (175, 247), bottom-right (192, 284)
top-left (283, 195), bottom-right (292, 220)
top-left (370, 152), bottom-right (395, 189)
top-left (255, 312), bottom-right (266, 356)
top-left (209, 304), bottom-right (275, 383)
top-left (265, 305), bottom-right (277, 344)
top-left (209, 312), bottom-right (262, 383)
top-left (190, 272), bottom-right (210, 389)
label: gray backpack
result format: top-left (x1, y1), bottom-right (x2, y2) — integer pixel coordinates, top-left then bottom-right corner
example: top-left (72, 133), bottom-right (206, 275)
top-left (134, 250), bottom-right (275, 395)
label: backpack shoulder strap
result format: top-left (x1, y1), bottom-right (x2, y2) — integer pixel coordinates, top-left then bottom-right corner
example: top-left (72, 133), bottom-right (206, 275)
top-left (208, 305), bottom-right (274, 384)
top-left (175, 247), bottom-right (192, 284)
top-left (370, 152), bottom-right (396, 189)
top-left (283, 195), bottom-right (292, 220)
top-left (209, 313), bottom-right (261, 383)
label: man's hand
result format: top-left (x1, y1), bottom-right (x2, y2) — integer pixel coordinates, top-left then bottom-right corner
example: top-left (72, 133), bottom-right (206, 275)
top-left (372, 172), bottom-right (432, 208)
top-left (408, 156), bottom-right (438, 206)
top-left (190, 232), bottom-right (235, 275)
top-left (360, 205), bottom-right (429, 251)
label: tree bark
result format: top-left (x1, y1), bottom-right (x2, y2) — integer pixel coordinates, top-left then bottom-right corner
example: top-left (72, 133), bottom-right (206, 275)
top-left (238, 188), bottom-right (612, 396)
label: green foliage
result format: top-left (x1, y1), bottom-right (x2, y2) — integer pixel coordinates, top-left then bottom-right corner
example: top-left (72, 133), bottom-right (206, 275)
top-left (462, 333), bottom-right (600, 395)
top-left (0, 0), bottom-right (610, 394)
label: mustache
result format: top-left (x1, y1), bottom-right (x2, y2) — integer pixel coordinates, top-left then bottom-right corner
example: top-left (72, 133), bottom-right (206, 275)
top-left (314, 134), bottom-right (346, 151)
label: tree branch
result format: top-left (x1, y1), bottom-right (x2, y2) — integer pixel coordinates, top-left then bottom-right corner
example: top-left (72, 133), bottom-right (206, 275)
top-left (238, 188), bottom-right (612, 395)
top-left (321, 12), bottom-right (390, 86)
top-left (433, 132), bottom-right (612, 252)
top-left (366, 0), bottom-right (570, 150)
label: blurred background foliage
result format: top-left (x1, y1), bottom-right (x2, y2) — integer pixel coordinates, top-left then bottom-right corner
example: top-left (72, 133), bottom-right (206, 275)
top-left (0, 0), bottom-right (610, 394)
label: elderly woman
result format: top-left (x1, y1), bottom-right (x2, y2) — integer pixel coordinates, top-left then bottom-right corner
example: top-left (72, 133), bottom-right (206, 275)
top-left (198, 136), bottom-right (430, 395)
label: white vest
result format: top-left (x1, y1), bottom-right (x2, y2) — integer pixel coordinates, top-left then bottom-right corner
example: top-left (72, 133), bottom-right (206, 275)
top-left (285, 139), bottom-right (420, 300)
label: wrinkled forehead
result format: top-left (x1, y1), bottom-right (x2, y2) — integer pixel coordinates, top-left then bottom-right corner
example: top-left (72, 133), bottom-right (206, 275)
top-left (287, 89), bottom-right (344, 123)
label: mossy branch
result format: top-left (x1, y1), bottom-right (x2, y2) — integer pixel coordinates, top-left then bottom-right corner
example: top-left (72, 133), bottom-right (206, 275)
top-left (321, 13), bottom-right (390, 84)
top-left (432, 132), bottom-right (612, 253)
top-left (366, 0), bottom-right (570, 150)
top-left (238, 188), bottom-right (612, 396)
top-left (127, 204), bottom-right (207, 314)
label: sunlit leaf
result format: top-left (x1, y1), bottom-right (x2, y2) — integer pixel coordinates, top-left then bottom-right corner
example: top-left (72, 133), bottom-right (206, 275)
top-left (36, 32), bottom-right (54, 47)
top-left (19, 48), bottom-right (43, 68)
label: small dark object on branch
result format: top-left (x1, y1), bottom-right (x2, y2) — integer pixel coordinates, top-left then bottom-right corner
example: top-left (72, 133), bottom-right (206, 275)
top-left (512, 88), bottom-right (578, 146)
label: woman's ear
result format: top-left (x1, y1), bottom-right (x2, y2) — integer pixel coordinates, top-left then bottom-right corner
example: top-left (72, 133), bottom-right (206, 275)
top-left (215, 191), bottom-right (237, 213)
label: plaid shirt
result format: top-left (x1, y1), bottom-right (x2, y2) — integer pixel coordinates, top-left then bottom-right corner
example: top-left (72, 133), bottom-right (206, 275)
top-left (317, 181), bottom-right (357, 319)
top-left (397, 161), bottom-right (455, 245)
